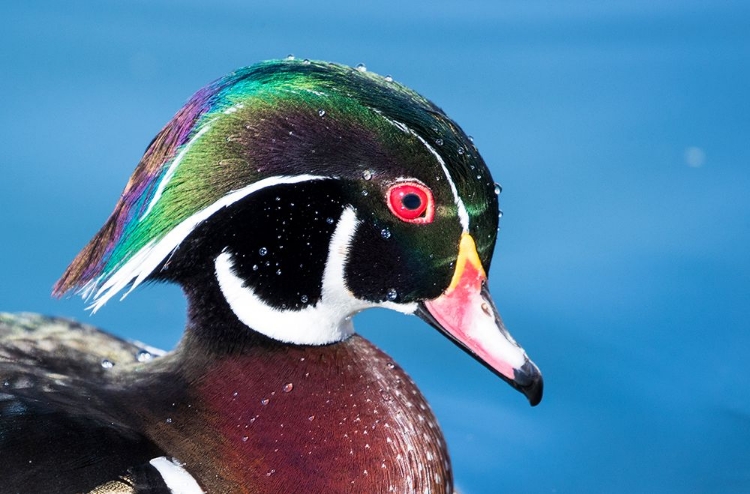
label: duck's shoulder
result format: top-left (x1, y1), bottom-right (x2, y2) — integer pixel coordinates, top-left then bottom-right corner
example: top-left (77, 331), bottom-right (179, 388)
top-left (0, 313), bottom-right (180, 494)
top-left (0, 312), bottom-right (162, 376)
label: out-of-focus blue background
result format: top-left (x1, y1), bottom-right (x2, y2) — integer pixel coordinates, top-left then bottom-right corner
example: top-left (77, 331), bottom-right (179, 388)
top-left (2, 1), bottom-right (749, 492)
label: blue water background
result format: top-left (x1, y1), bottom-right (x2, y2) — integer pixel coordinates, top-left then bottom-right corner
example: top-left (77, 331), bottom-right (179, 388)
top-left (2, 2), bottom-right (749, 492)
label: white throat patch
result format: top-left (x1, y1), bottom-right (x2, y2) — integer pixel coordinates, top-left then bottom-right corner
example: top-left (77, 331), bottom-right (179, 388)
top-left (215, 207), bottom-right (418, 345)
top-left (216, 208), bottom-right (362, 345)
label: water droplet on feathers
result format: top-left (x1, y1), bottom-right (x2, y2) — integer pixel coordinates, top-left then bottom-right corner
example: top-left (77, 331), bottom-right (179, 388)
top-left (380, 228), bottom-right (391, 239)
top-left (101, 359), bottom-right (114, 369)
top-left (386, 289), bottom-right (398, 301)
top-left (356, 63), bottom-right (367, 72)
top-left (259, 247), bottom-right (268, 256)
top-left (283, 383), bottom-right (294, 393)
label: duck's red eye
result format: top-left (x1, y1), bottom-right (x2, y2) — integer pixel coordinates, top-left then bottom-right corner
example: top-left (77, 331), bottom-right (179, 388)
top-left (386, 182), bottom-right (435, 224)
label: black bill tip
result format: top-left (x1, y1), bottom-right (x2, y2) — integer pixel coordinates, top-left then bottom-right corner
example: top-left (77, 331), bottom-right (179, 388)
top-left (513, 360), bottom-right (544, 406)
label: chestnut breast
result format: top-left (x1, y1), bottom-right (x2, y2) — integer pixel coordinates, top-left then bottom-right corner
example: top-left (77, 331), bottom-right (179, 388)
top-left (183, 335), bottom-right (452, 493)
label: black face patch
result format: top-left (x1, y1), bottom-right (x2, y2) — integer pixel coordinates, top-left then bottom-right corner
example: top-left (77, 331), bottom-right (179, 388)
top-left (162, 180), bottom-right (346, 311)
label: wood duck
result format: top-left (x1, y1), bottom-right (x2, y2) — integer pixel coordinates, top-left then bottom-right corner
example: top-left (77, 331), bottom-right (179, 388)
top-left (0, 60), bottom-right (542, 493)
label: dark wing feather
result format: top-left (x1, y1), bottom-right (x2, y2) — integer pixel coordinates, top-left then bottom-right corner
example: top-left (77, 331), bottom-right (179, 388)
top-left (0, 313), bottom-right (171, 494)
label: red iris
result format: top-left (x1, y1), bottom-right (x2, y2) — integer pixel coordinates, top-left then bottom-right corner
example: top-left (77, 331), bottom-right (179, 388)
top-left (386, 182), bottom-right (435, 224)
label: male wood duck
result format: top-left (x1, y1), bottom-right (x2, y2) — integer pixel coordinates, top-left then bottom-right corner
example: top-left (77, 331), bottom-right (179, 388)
top-left (0, 59), bottom-right (542, 493)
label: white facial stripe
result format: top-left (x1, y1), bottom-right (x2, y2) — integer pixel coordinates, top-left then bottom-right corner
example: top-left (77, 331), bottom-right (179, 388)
top-left (85, 174), bottom-right (329, 312)
top-left (140, 123), bottom-right (214, 220)
top-left (215, 207), bottom-right (365, 345)
top-left (377, 115), bottom-right (470, 232)
top-left (215, 207), bottom-right (417, 344)
top-left (149, 457), bottom-right (204, 494)
top-left (409, 132), bottom-right (470, 232)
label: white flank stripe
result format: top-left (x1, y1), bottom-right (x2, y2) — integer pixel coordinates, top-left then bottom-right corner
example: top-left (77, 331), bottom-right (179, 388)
top-left (149, 457), bottom-right (204, 494)
top-left (140, 124), bottom-right (214, 220)
top-left (86, 174), bottom-right (329, 312)
top-left (378, 115), bottom-right (471, 231)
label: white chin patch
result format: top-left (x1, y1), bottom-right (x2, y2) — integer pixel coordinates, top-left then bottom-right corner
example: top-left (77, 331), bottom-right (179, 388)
top-left (215, 207), bottom-right (416, 345)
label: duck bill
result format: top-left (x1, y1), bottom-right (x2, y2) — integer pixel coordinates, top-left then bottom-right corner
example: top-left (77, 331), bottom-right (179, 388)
top-left (416, 234), bottom-right (543, 406)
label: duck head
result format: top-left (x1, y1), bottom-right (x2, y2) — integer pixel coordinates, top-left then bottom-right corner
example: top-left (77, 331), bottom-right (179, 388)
top-left (54, 60), bottom-right (542, 405)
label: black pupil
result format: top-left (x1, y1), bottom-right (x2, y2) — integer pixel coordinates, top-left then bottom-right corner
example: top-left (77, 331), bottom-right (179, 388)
top-left (402, 193), bottom-right (422, 210)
